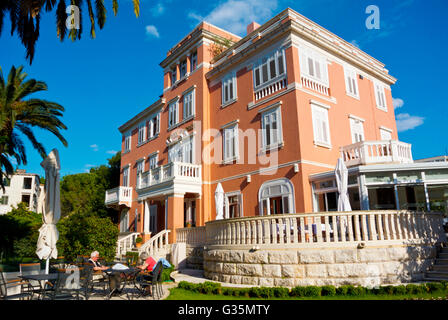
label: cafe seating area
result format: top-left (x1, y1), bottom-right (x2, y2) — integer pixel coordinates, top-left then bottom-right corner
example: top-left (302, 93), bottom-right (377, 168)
top-left (0, 255), bottom-right (169, 300)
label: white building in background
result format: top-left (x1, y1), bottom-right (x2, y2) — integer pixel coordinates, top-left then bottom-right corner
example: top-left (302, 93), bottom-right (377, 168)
top-left (415, 156), bottom-right (448, 163)
top-left (0, 169), bottom-right (41, 215)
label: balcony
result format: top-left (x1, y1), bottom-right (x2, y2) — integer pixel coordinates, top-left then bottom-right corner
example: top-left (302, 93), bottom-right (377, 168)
top-left (341, 140), bottom-right (413, 167)
top-left (105, 186), bottom-right (132, 208)
top-left (137, 162), bottom-right (202, 198)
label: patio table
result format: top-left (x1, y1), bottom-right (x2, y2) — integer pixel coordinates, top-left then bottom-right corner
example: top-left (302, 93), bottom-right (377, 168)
top-left (19, 273), bottom-right (59, 299)
top-left (104, 267), bottom-right (141, 300)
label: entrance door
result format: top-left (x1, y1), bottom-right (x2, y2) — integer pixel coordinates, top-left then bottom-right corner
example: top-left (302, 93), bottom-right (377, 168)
top-left (149, 205), bottom-right (157, 234)
top-left (269, 196), bottom-right (283, 214)
top-left (184, 199), bottom-right (196, 227)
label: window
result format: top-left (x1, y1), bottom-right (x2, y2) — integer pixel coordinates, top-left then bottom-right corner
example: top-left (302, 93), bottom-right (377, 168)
top-left (253, 49), bottom-right (286, 88)
top-left (23, 177), bottom-right (32, 189)
top-left (148, 113), bottom-right (160, 139)
top-left (124, 132), bottom-right (131, 153)
top-left (183, 90), bottom-right (195, 119)
top-left (168, 100), bottom-right (179, 128)
top-left (21, 194), bottom-right (31, 207)
top-left (171, 68), bottom-right (177, 86)
top-left (122, 166), bottom-right (130, 187)
top-left (120, 209), bottom-right (129, 233)
top-left (345, 67), bottom-right (359, 98)
top-left (350, 118), bottom-right (364, 143)
top-left (380, 128), bottom-right (392, 140)
top-left (0, 196), bottom-right (8, 205)
top-left (224, 193), bottom-right (243, 219)
top-left (138, 121), bottom-right (146, 145)
top-left (223, 124), bottom-right (239, 162)
top-left (311, 103), bottom-right (331, 147)
top-left (136, 160), bottom-right (144, 180)
top-left (259, 179), bottom-right (294, 215)
top-left (261, 106), bottom-right (283, 149)
top-left (168, 136), bottom-right (194, 164)
top-left (375, 82), bottom-right (387, 110)
top-left (3, 177), bottom-right (10, 187)
top-left (299, 47), bottom-right (329, 85)
top-left (190, 51), bottom-right (197, 71)
top-left (222, 73), bottom-right (237, 105)
top-left (180, 60), bottom-right (187, 79)
top-left (149, 153), bottom-right (158, 169)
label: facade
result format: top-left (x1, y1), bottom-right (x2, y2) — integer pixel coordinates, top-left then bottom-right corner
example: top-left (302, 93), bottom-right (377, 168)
top-left (0, 169), bottom-right (41, 215)
top-left (105, 8), bottom-right (448, 247)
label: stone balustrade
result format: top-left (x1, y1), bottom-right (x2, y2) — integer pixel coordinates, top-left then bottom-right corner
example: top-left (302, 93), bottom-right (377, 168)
top-left (177, 226), bottom-right (207, 245)
top-left (202, 211), bottom-right (446, 287)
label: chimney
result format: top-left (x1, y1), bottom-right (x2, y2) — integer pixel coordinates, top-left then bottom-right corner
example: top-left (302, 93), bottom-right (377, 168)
top-left (247, 22), bottom-right (260, 35)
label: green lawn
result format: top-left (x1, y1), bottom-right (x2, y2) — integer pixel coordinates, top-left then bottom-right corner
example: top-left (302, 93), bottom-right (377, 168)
top-left (165, 287), bottom-right (448, 300)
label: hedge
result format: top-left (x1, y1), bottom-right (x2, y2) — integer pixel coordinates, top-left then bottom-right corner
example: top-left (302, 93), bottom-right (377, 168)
top-left (176, 281), bottom-right (448, 298)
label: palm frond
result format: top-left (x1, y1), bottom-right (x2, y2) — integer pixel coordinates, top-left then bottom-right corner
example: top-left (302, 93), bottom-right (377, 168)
top-left (112, 0), bottom-right (118, 16)
top-left (95, 0), bottom-right (106, 29)
top-left (56, 0), bottom-right (67, 41)
top-left (132, 0), bottom-right (140, 17)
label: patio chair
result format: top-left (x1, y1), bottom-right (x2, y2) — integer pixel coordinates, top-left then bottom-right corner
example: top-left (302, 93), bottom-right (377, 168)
top-left (19, 263), bottom-right (42, 297)
top-left (40, 270), bottom-right (78, 300)
top-left (0, 270), bottom-right (33, 300)
top-left (135, 261), bottom-right (163, 300)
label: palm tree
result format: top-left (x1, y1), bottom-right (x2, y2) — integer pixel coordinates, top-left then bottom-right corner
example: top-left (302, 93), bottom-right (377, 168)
top-left (0, 65), bottom-right (68, 189)
top-left (0, 0), bottom-right (140, 64)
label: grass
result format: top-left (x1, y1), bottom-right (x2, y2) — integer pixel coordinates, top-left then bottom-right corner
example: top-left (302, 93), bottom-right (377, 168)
top-left (165, 287), bottom-right (448, 300)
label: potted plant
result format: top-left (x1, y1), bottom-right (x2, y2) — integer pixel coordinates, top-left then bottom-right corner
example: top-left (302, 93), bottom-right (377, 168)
top-left (186, 221), bottom-right (192, 228)
top-left (135, 237), bottom-right (143, 248)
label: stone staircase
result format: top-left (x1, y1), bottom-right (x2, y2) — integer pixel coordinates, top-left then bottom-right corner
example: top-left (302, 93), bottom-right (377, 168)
top-left (138, 229), bottom-right (171, 262)
top-left (424, 246), bottom-right (448, 281)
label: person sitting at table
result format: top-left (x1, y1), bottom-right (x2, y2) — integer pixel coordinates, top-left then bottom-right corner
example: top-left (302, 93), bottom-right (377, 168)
top-left (137, 253), bottom-right (157, 272)
top-left (88, 251), bottom-right (109, 271)
top-left (88, 251), bottom-right (120, 295)
top-left (137, 253), bottom-right (157, 296)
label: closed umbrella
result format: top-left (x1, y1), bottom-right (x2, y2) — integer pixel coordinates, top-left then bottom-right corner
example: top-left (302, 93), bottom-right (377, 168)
top-left (36, 149), bottom-right (61, 274)
top-left (215, 183), bottom-right (224, 220)
top-left (335, 158), bottom-right (351, 232)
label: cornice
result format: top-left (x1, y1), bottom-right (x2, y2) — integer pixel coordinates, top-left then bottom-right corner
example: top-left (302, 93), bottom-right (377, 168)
top-left (118, 98), bottom-right (165, 133)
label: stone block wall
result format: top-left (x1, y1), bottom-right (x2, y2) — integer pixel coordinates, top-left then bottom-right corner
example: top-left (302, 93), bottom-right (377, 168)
top-left (186, 245), bottom-right (204, 269)
top-left (203, 245), bottom-right (438, 287)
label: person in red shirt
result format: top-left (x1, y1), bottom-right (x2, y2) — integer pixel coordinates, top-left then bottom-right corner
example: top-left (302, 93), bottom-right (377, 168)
top-left (137, 253), bottom-right (156, 272)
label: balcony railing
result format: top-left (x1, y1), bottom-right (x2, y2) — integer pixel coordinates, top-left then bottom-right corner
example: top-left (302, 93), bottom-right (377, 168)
top-left (137, 162), bottom-right (201, 190)
top-left (301, 75), bottom-right (330, 96)
top-left (205, 211), bottom-right (445, 248)
top-left (341, 140), bottom-right (413, 167)
top-left (254, 77), bottom-right (287, 101)
top-left (105, 186), bottom-right (132, 207)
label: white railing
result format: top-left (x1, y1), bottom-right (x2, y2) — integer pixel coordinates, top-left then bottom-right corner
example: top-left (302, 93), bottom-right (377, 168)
top-left (301, 75), bottom-right (330, 96)
top-left (138, 162), bottom-right (201, 190)
top-left (341, 140), bottom-right (413, 167)
top-left (139, 229), bottom-right (171, 257)
top-left (105, 186), bottom-right (132, 206)
top-left (205, 211), bottom-right (445, 248)
top-left (177, 226), bottom-right (206, 246)
top-left (116, 232), bottom-right (140, 257)
top-left (254, 77), bottom-right (287, 101)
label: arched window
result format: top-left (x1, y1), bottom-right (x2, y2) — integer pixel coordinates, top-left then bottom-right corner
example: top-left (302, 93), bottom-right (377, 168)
top-left (259, 178), bottom-right (295, 215)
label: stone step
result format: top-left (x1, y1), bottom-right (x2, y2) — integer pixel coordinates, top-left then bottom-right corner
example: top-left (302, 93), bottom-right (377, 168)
top-left (438, 253), bottom-right (448, 259)
top-left (440, 247), bottom-right (448, 254)
top-left (425, 271), bottom-right (448, 278)
top-left (435, 259), bottom-right (448, 265)
top-left (431, 265), bottom-right (448, 272)
top-left (423, 277), bottom-right (448, 282)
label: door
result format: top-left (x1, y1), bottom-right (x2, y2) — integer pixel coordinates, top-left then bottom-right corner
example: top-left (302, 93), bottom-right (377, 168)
top-left (269, 196), bottom-right (283, 214)
top-left (149, 205), bottom-right (157, 234)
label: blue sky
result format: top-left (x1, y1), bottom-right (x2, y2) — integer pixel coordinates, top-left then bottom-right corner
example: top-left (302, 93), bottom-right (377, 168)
top-left (0, 0), bottom-right (447, 178)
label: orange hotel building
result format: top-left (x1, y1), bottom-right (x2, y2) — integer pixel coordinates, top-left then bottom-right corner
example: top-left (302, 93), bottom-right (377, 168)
top-left (105, 8), bottom-right (448, 245)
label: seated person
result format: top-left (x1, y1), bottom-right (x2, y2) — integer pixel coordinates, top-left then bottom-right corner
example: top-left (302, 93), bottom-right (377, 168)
top-left (88, 251), bottom-right (120, 294)
top-left (137, 253), bottom-right (157, 296)
top-left (88, 251), bottom-right (109, 272)
top-left (137, 253), bottom-right (157, 273)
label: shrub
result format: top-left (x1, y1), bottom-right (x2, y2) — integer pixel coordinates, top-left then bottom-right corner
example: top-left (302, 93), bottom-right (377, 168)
top-left (198, 281), bottom-right (221, 295)
top-left (321, 285), bottom-right (336, 296)
top-left (377, 285), bottom-right (394, 295)
top-left (393, 285), bottom-right (407, 295)
top-left (405, 284), bottom-right (424, 295)
top-left (273, 287), bottom-right (289, 298)
top-left (336, 285), bottom-right (349, 296)
top-left (425, 282), bottom-right (444, 293)
top-left (290, 286), bottom-right (307, 297)
top-left (303, 286), bottom-right (321, 297)
top-left (161, 266), bottom-right (174, 282)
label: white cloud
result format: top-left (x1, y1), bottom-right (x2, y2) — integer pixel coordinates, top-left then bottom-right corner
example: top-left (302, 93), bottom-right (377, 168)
top-left (396, 113), bottom-right (424, 132)
top-left (145, 25), bottom-right (160, 38)
top-left (151, 2), bottom-right (165, 17)
top-left (106, 150), bottom-right (118, 155)
top-left (393, 98), bottom-right (404, 109)
top-left (189, 0), bottom-right (279, 36)
top-left (90, 144), bottom-right (99, 152)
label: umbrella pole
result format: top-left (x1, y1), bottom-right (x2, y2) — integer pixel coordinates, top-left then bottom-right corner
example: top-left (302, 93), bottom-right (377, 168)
top-left (45, 258), bottom-right (50, 274)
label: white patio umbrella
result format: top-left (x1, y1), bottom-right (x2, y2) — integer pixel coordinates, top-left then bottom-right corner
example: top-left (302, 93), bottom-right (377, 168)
top-left (36, 149), bottom-right (61, 274)
top-left (215, 183), bottom-right (225, 220)
top-left (335, 157), bottom-right (351, 230)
